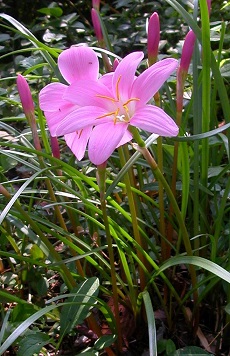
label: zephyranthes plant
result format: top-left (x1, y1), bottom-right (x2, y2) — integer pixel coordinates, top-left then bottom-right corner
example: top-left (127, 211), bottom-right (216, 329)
top-left (0, 0), bottom-right (230, 354)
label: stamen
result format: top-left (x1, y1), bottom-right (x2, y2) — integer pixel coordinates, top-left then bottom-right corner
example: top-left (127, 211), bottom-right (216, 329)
top-left (116, 76), bottom-right (122, 101)
top-left (113, 108), bottom-right (120, 124)
top-left (94, 78), bottom-right (139, 124)
top-left (96, 94), bottom-right (117, 103)
top-left (96, 110), bottom-right (116, 120)
top-left (123, 105), bottom-right (129, 115)
top-left (123, 97), bottom-right (140, 106)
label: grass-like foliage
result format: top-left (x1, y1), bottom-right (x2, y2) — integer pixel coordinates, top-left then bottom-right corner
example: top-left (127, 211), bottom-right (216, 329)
top-left (0, 0), bottom-right (230, 355)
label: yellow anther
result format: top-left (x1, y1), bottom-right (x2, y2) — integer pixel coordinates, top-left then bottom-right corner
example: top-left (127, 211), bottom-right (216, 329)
top-left (96, 110), bottom-right (116, 120)
top-left (122, 98), bottom-right (139, 120)
top-left (123, 97), bottom-right (140, 106)
top-left (116, 76), bottom-right (122, 101)
top-left (96, 94), bottom-right (117, 103)
top-left (113, 108), bottom-right (120, 124)
top-left (95, 79), bottom-right (139, 124)
top-left (123, 105), bottom-right (129, 116)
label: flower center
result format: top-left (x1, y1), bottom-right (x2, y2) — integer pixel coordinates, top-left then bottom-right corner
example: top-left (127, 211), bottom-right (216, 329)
top-left (96, 76), bottom-right (139, 124)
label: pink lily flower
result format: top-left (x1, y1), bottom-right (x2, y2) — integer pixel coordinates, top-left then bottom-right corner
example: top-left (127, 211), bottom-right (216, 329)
top-left (39, 46), bottom-right (99, 160)
top-left (40, 46), bottom-right (178, 165)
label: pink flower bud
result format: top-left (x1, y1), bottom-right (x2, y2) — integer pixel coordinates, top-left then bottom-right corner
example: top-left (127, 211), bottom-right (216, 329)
top-left (180, 30), bottom-right (196, 74)
top-left (16, 74), bottom-right (34, 116)
top-left (147, 12), bottom-right (160, 66)
top-left (91, 8), bottom-right (103, 43)
top-left (176, 30), bottom-right (196, 113)
top-left (50, 136), bottom-right (60, 159)
top-left (113, 58), bottom-right (119, 71)
top-left (92, 0), bottom-right (100, 11)
top-left (17, 74), bottom-right (41, 151)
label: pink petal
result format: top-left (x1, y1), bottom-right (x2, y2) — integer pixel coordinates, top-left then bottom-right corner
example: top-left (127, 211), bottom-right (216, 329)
top-left (65, 127), bottom-right (92, 161)
top-left (112, 52), bottom-right (144, 102)
top-left (88, 122), bottom-right (128, 165)
top-left (131, 58), bottom-right (178, 106)
top-left (55, 106), bottom-right (110, 136)
top-left (58, 46), bottom-right (99, 84)
top-left (64, 80), bottom-right (113, 109)
top-left (44, 104), bottom-right (77, 136)
top-left (39, 83), bottom-right (67, 111)
top-left (99, 72), bottom-right (113, 92)
top-left (131, 105), bottom-right (179, 136)
top-left (116, 130), bottom-right (132, 147)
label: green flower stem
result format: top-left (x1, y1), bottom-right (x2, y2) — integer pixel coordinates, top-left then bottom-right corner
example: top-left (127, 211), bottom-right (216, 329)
top-left (134, 145), bottom-right (198, 308)
top-left (157, 137), bottom-right (166, 256)
top-left (118, 145), bottom-right (148, 291)
top-left (154, 89), bottom-right (167, 261)
top-left (128, 126), bottom-right (146, 147)
top-left (200, 0), bottom-right (211, 241)
top-left (97, 164), bottom-right (123, 352)
top-left (192, 41), bottom-right (202, 252)
top-left (27, 112), bottom-right (42, 152)
top-left (157, 133), bottom-right (171, 317)
top-left (169, 64), bottom-right (187, 255)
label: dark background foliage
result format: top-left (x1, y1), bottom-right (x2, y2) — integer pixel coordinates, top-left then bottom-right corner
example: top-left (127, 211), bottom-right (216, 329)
top-left (1, 1), bottom-right (229, 60)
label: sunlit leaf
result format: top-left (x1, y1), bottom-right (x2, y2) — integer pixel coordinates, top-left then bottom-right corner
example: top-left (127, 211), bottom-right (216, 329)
top-left (37, 7), bottom-right (63, 17)
top-left (94, 334), bottom-right (117, 350)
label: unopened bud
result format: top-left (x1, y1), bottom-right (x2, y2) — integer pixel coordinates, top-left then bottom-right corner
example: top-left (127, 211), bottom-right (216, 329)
top-left (91, 8), bottom-right (103, 43)
top-left (17, 74), bottom-right (34, 117)
top-left (147, 12), bottom-right (160, 66)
